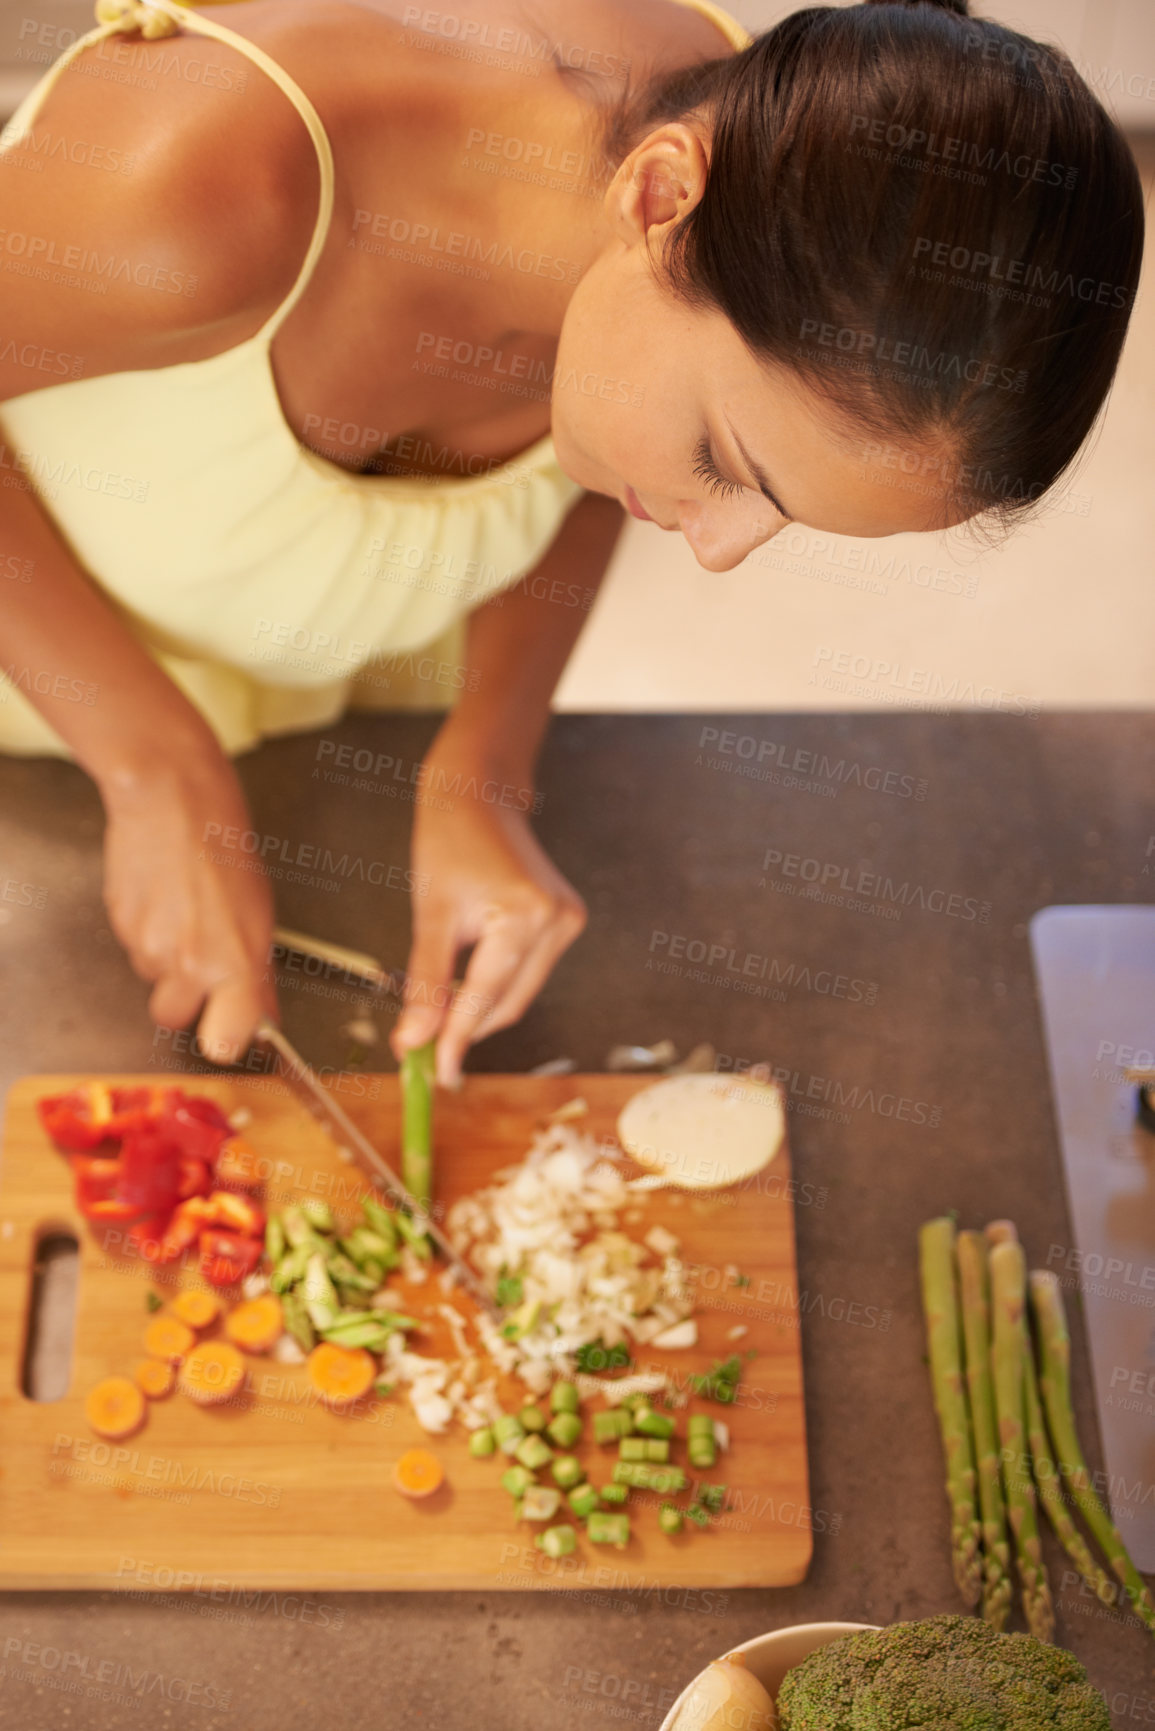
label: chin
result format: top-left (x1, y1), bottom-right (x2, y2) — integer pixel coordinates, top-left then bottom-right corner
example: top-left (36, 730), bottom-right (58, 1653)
top-left (551, 426), bottom-right (605, 495)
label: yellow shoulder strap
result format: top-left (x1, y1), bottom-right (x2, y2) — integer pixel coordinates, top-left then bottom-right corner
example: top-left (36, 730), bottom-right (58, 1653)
top-left (2, 0), bottom-right (336, 344)
top-left (664, 0), bottom-right (754, 52)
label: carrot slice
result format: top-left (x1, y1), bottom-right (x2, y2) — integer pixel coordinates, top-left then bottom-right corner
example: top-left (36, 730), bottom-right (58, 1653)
top-left (133, 1358), bottom-right (176, 1399)
top-left (223, 1294), bottom-right (283, 1355)
top-left (171, 1290), bottom-right (220, 1330)
top-left (178, 1340), bottom-right (246, 1406)
top-left (306, 1342), bottom-right (376, 1408)
top-left (143, 1315), bottom-right (196, 1363)
top-left (85, 1375), bottom-right (147, 1440)
top-left (393, 1448), bottom-right (445, 1499)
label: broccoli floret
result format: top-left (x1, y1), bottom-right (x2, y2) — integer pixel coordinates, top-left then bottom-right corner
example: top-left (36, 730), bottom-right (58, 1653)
top-left (777, 1615), bottom-right (1109, 1730)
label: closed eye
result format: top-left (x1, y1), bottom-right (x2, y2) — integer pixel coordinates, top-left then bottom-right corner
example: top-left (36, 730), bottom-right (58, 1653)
top-left (692, 433), bottom-right (745, 500)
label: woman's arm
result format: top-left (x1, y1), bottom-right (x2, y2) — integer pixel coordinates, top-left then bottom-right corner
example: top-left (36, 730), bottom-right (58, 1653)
top-left (391, 490), bottom-right (627, 1084)
top-left (0, 470), bottom-right (279, 1059)
top-left (0, 45), bottom-right (313, 1057)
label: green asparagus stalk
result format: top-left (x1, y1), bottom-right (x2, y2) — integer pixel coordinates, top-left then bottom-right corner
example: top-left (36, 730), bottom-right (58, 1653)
top-left (400, 1039), bottom-right (436, 1211)
top-left (956, 1230), bottom-right (1013, 1628)
top-left (989, 1226), bottom-right (1117, 1608)
top-left (1030, 1270), bottom-right (1155, 1638)
top-left (989, 1238), bottom-right (1054, 1641)
top-left (918, 1217), bottom-right (982, 1608)
top-left (1021, 1325), bottom-right (1117, 1607)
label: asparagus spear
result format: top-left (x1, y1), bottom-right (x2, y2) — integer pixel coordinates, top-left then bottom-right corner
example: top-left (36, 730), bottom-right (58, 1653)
top-left (400, 1039), bottom-right (436, 1211)
top-left (989, 1237), bottom-right (1054, 1641)
top-left (1030, 1269), bottom-right (1155, 1638)
top-left (1021, 1324), bottom-right (1117, 1607)
top-left (988, 1225), bottom-right (1117, 1608)
top-left (918, 1218), bottom-right (982, 1608)
top-left (956, 1230), bottom-right (1013, 1628)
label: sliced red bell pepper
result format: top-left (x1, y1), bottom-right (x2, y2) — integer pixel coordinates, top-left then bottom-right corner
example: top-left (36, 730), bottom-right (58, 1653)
top-left (116, 1123), bottom-right (182, 1218)
top-left (212, 1135), bottom-right (262, 1192)
top-left (38, 1084), bottom-right (119, 1151)
top-left (125, 1214), bottom-right (170, 1259)
top-left (142, 1196), bottom-right (215, 1264)
top-left (38, 1082), bottom-right (181, 1151)
top-left (73, 1155), bottom-right (123, 1212)
top-left (83, 1196), bottom-right (143, 1223)
top-left (177, 1154), bottom-right (211, 1201)
top-left (160, 1097), bottom-right (233, 1166)
top-left (71, 1154), bottom-right (149, 1223)
top-left (202, 1190), bottom-right (265, 1238)
top-left (199, 1228), bottom-right (262, 1287)
top-left (127, 1212), bottom-right (166, 1243)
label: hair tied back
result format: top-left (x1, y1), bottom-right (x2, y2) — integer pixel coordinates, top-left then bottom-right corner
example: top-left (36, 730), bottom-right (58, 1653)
top-left (865, 0), bottom-right (971, 15)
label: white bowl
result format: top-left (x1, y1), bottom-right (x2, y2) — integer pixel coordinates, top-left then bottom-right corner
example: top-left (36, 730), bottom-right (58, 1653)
top-left (659, 1621), bottom-right (878, 1729)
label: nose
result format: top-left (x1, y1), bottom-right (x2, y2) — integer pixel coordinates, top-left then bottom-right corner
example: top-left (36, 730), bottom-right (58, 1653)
top-left (676, 503), bottom-right (786, 572)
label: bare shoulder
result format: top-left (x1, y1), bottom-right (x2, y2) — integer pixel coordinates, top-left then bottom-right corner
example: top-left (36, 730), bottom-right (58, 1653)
top-left (0, 12), bottom-right (321, 395)
top-left (515, 0), bottom-right (744, 64)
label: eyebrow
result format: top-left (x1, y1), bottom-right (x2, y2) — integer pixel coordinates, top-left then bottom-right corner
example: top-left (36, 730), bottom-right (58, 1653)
top-left (723, 413), bottom-right (794, 520)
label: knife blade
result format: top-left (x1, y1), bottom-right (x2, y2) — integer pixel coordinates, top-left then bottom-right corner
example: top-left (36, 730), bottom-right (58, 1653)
top-left (253, 1017), bottom-right (501, 1322)
top-left (271, 925), bottom-right (400, 996)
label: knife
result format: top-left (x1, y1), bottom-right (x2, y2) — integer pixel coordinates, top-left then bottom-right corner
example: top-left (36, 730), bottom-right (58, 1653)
top-left (253, 1017), bottom-right (502, 1322)
top-left (272, 925), bottom-right (400, 995)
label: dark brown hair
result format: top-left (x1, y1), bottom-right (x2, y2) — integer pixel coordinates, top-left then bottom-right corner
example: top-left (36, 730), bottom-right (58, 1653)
top-left (591, 0), bottom-right (1145, 526)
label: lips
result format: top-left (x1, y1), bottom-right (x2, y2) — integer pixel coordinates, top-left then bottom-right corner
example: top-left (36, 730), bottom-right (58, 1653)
top-left (624, 484), bottom-right (652, 522)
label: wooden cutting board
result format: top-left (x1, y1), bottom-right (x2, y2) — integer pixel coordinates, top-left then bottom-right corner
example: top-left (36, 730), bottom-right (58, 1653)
top-left (0, 1072), bottom-right (810, 1591)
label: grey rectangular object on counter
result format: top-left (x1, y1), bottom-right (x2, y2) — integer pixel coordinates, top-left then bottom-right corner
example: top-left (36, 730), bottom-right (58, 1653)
top-left (1030, 905), bottom-right (1155, 1571)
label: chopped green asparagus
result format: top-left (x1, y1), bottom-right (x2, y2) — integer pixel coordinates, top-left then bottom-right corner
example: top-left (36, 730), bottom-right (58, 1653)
top-left (619, 1438), bottom-right (669, 1463)
top-left (400, 1038), bottom-right (436, 1211)
top-left (299, 1197), bottom-right (334, 1231)
top-left (588, 1512), bottom-right (630, 1548)
top-left (568, 1483), bottom-right (600, 1519)
top-left (265, 1215), bottom-right (286, 1263)
top-left (501, 1464), bottom-right (534, 1498)
top-left (612, 1462), bottom-right (686, 1493)
top-left (547, 1412), bottom-right (582, 1449)
top-left (521, 1486), bottom-right (561, 1522)
top-left (494, 1414), bottom-right (526, 1455)
top-left (536, 1524), bottom-right (577, 1558)
top-left (515, 1434), bottom-right (553, 1472)
top-left (593, 1409), bottom-right (633, 1444)
top-left (634, 1409), bottom-right (675, 1440)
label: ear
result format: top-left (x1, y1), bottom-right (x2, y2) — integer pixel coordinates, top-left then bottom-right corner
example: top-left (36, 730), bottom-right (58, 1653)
top-left (603, 122), bottom-right (711, 249)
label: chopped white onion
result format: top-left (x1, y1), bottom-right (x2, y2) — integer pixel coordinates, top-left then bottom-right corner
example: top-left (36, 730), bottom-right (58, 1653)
top-left (651, 1319), bottom-right (698, 1350)
top-left (413, 1392), bottom-right (453, 1433)
top-left (445, 1119), bottom-right (696, 1387)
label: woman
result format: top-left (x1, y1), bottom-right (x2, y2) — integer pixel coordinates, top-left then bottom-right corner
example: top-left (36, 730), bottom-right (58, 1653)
top-left (0, 0), bottom-right (1142, 1083)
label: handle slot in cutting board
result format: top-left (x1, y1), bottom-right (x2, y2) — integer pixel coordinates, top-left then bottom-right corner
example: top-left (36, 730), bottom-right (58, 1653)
top-left (21, 1225), bottom-right (79, 1402)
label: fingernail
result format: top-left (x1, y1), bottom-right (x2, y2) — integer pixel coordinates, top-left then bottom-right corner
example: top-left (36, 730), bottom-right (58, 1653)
top-left (203, 1038), bottom-right (238, 1067)
top-left (436, 1056), bottom-right (463, 1092)
top-left (395, 1012), bottom-right (437, 1048)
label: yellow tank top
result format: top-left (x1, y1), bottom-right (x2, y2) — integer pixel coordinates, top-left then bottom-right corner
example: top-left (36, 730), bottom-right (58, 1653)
top-left (0, 0), bottom-right (753, 756)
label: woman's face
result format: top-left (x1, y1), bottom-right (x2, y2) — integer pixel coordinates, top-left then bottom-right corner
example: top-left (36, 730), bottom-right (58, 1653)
top-left (549, 122), bottom-right (967, 571)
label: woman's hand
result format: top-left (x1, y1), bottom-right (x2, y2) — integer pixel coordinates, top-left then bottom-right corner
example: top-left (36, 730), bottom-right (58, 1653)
top-left (101, 758), bottom-right (278, 1064)
top-left (390, 751), bottom-right (587, 1087)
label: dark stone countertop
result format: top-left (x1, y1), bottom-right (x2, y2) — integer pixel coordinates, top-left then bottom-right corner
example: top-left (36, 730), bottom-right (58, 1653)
top-left (0, 710), bottom-right (1152, 1728)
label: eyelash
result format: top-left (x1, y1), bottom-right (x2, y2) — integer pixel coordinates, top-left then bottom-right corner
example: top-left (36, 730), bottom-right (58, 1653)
top-left (692, 434), bottom-right (745, 500)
